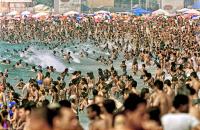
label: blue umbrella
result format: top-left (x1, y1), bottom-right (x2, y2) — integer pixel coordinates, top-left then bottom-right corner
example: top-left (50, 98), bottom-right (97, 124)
top-left (132, 7), bottom-right (150, 16)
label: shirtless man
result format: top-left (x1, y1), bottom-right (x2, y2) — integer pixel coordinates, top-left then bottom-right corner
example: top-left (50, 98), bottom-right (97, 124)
top-left (131, 58), bottom-right (138, 75)
top-left (60, 68), bottom-right (69, 81)
top-left (0, 86), bottom-right (6, 106)
top-left (120, 61), bottom-right (127, 75)
top-left (152, 80), bottom-right (170, 115)
top-left (87, 104), bottom-right (106, 130)
top-left (36, 70), bottom-right (44, 86)
top-left (188, 72), bottom-right (200, 99)
top-left (15, 79), bottom-right (25, 89)
top-left (0, 72), bottom-right (6, 89)
top-left (164, 79), bottom-right (175, 111)
top-left (64, 52), bottom-right (73, 63)
top-left (43, 72), bottom-right (52, 90)
top-left (155, 64), bottom-right (165, 81)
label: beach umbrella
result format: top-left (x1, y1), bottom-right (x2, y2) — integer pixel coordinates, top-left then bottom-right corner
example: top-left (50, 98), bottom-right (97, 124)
top-left (94, 10), bottom-right (110, 14)
top-left (63, 11), bottom-right (79, 16)
top-left (192, 15), bottom-right (200, 20)
top-left (184, 9), bottom-right (200, 15)
top-left (21, 11), bottom-right (31, 16)
top-left (86, 14), bottom-right (95, 16)
top-left (132, 7), bottom-right (150, 16)
top-left (116, 12), bottom-right (132, 15)
top-left (32, 12), bottom-right (48, 18)
top-left (177, 8), bottom-right (190, 13)
top-left (152, 9), bottom-right (170, 16)
top-left (7, 11), bottom-right (19, 16)
top-left (34, 4), bottom-right (51, 13)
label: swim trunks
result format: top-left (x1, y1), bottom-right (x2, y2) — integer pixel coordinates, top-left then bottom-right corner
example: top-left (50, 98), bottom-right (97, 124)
top-left (37, 80), bottom-right (43, 85)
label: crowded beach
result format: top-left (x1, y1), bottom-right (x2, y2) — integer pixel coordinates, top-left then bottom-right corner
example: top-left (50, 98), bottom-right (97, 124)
top-left (0, 8), bottom-right (200, 130)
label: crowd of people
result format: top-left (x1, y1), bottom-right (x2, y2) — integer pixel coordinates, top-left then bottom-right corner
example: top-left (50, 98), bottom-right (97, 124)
top-left (0, 13), bottom-right (199, 130)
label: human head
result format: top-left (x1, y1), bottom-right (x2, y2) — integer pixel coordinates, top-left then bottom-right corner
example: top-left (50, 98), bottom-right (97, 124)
top-left (147, 107), bottom-right (161, 125)
top-left (30, 107), bottom-right (57, 130)
top-left (0, 72), bottom-right (3, 77)
top-left (103, 99), bottom-right (116, 114)
top-left (64, 68), bottom-right (68, 73)
top-left (45, 72), bottom-right (50, 78)
top-left (190, 72), bottom-right (198, 79)
top-left (164, 79), bottom-right (171, 87)
top-left (131, 80), bottom-right (137, 88)
top-left (124, 94), bottom-right (147, 130)
top-left (59, 100), bottom-right (71, 108)
top-left (1, 110), bottom-right (8, 119)
top-left (53, 108), bottom-right (80, 130)
top-left (92, 89), bottom-right (98, 97)
top-left (24, 101), bottom-right (37, 117)
top-left (42, 99), bottom-right (50, 107)
top-left (173, 94), bottom-right (189, 113)
top-left (154, 80), bottom-right (164, 91)
top-left (140, 88), bottom-right (150, 99)
top-left (157, 64), bottom-right (161, 69)
top-left (87, 104), bottom-right (101, 120)
top-left (18, 105), bottom-right (26, 121)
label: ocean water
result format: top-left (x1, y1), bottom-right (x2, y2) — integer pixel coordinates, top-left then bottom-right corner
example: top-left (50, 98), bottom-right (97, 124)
top-left (0, 40), bottom-right (157, 130)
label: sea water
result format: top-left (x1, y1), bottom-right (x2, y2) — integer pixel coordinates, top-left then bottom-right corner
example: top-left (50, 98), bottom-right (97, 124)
top-left (0, 40), bottom-right (157, 130)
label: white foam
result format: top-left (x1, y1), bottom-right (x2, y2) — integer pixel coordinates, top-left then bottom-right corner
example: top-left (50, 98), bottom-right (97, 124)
top-left (24, 47), bottom-right (66, 72)
top-left (64, 49), bottom-right (80, 63)
top-left (126, 61), bottom-right (132, 70)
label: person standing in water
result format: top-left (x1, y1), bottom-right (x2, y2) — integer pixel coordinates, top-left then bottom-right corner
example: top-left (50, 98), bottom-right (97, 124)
top-left (0, 85), bottom-right (6, 106)
top-left (0, 72), bottom-right (6, 90)
top-left (120, 61), bottom-right (127, 75)
top-left (36, 70), bottom-right (43, 86)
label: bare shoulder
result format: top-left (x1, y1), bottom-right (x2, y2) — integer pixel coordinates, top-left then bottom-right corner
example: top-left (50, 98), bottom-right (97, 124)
top-left (93, 119), bottom-right (107, 130)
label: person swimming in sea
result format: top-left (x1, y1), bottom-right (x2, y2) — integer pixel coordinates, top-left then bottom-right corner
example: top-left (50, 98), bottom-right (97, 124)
top-left (36, 69), bottom-right (43, 86)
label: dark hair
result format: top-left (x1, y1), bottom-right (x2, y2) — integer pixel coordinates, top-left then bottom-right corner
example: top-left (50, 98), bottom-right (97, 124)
top-left (146, 73), bottom-right (152, 79)
top-left (190, 72), bottom-right (198, 79)
top-left (186, 84), bottom-right (196, 96)
top-left (154, 80), bottom-right (164, 90)
top-left (157, 64), bottom-right (161, 68)
top-left (124, 93), bottom-right (146, 111)
top-left (42, 99), bottom-right (50, 107)
top-left (59, 100), bottom-right (71, 108)
top-left (131, 80), bottom-right (137, 88)
top-left (140, 88), bottom-right (149, 99)
top-left (148, 107), bottom-right (161, 125)
top-left (87, 104), bottom-right (101, 116)
top-left (1, 110), bottom-right (8, 118)
top-left (33, 106), bottom-right (60, 128)
top-left (24, 101), bottom-right (36, 111)
top-left (45, 72), bottom-right (50, 78)
top-left (164, 80), bottom-right (171, 86)
top-left (92, 89), bottom-right (98, 97)
top-left (19, 105), bottom-right (25, 109)
top-left (57, 77), bottom-right (61, 81)
top-left (103, 99), bottom-right (116, 114)
top-left (173, 95), bottom-right (189, 109)
top-left (22, 99), bottom-right (29, 106)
